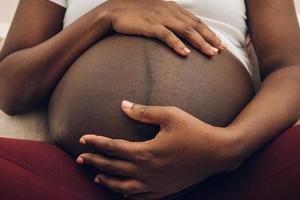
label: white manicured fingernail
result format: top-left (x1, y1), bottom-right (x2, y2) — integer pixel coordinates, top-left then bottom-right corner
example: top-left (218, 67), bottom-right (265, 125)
top-left (183, 47), bottom-right (191, 54)
top-left (94, 177), bottom-right (100, 183)
top-left (76, 157), bottom-right (84, 164)
top-left (79, 137), bottom-right (86, 144)
top-left (211, 47), bottom-right (219, 54)
top-left (122, 100), bottom-right (134, 110)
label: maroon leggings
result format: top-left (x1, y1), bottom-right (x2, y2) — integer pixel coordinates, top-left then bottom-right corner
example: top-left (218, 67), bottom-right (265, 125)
top-left (0, 125), bottom-right (299, 200)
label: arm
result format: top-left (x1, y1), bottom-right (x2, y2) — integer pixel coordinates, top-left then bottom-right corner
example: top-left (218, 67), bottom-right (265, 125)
top-left (73, 1), bottom-right (300, 199)
top-left (0, 0), bottom-right (111, 115)
top-left (0, 0), bottom-right (225, 115)
top-left (227, 0), bottom-right (300, 164)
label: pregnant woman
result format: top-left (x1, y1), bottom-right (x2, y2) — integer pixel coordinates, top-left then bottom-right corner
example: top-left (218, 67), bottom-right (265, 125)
top-left (0, 0), bottom-right (300, 200)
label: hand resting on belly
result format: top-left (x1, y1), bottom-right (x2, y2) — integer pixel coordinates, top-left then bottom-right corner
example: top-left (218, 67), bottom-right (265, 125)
top-left (48, 34), bottom-right (254, 157)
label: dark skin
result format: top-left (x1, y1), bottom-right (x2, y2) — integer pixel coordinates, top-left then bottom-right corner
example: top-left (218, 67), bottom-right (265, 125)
top-left (0, 0), bottom-right (226, 115)
top-left (1, 0), bottom-right (300, 200)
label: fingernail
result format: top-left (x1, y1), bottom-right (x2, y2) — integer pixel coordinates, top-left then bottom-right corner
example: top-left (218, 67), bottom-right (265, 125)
top-left (76, 157), bottom-right (84, 164)
top-left (221, 41), bottom-right (228, 49)
top-left (183, 47), bottom-right (191, 54)
top-left (94, 176), bottom-right (100, 183)
top-left (122, 100), bottom-right (134, 110)
top-left (211, 47), bottom-right (219, 54)
top-left (79, 137), bottom-right (86, 144)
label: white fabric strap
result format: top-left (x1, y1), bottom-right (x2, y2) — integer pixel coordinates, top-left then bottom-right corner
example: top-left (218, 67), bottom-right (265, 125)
top-left (49, 0), bottom-right (67, 8)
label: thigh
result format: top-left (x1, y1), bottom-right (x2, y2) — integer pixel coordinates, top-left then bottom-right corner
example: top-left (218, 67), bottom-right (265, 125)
top-left (0, 137), bottom-right (123, 200)
top-left (173, 125), bottom-right (300, 200)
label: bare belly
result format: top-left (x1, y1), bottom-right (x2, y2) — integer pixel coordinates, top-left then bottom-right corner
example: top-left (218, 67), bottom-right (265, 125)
top-left (48, 34), bottom-right (254, 156)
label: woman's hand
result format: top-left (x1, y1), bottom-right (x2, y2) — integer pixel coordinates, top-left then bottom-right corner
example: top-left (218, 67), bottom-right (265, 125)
top-left (102, 0), bottom-right (226, 56)
top-left (77, 101), bottom-right (238, 200)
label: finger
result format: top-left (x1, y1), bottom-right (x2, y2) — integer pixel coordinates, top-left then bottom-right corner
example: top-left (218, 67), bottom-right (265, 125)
top-left (145, 25), bottom-right (191, 56)
top-left (178, 8), bottom-right (227, 50)
top-left (77, 153), bottom-right (138, 177)
top-left (193, 20), bottom-right (226, 50)
top-left (95, 174), bottom-right (150, 195)
top-left (121, 100), bottom-right (176, 125)
top-left (165, 19), bottom-right (218, 56)
top-left (80, 134), bottom-right (150, 161)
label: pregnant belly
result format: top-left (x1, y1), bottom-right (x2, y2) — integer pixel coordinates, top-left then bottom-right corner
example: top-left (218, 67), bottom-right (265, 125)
top-left (48, 34), bottom-right (254, 157)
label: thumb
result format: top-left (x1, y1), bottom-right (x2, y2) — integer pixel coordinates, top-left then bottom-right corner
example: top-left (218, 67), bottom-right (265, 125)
top-left (121, 100), bottom-right (170, 125)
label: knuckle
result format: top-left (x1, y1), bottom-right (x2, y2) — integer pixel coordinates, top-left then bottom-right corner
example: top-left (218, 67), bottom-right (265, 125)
top-left (135, 147), bottom-right (153, 163)
top-left (182, 25), bottom-right (195, 36)
top-left (144, 6), bottom-right (164, 20)
top-left (161, 106), bottom-right (182, 124)
top-left (149, 158), bottom-right (167, 173)
top-left (150, 9), bottom-right (161, 15)
top-left (144, 10), bottom-right (160, 22)
top-left (195, 24), bottom-right (206, 32)
top-left (166, 106), bottom-right (181, 116)
top-left (204, 28), bottom-right (217, 39)
top-left (138, 148), bottom-right (165, 172)
top-left (103, 161), bottom-right (116, 173)
top-left (143, 16), bottom-right (155, 24)
top-left (173, 38), bottom-right (182, 46)
top-left (105, 139), bottom-right (116, 155)
top-left (82, 153), bottom-right (92, 161)
top-left (170, 37), bottom-right (183, 49)
top-left (157, 106), bottom-right (177, 124)
top-left (124, 182), bottom-right (141, 194)
top-left (107, 181), bottom-right (125, 193)
top-left (138, 106), bottom-right (150, 121)
top-left (158, 29), bottom-right (172, 40)
top-left (211, 31), bottom-right (217, 38)
top-left (212, 35), bottom-right (221, 44)
top-left (198, 40), bottom-right (209, 49)
top-left (116, 182), bottom-right (140, 194)
top-left (114, 185), bottom-right (126, 193)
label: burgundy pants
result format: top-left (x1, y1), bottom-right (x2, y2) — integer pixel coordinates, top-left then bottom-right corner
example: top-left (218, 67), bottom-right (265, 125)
top-left (0, 125), bottom-right (299, 200)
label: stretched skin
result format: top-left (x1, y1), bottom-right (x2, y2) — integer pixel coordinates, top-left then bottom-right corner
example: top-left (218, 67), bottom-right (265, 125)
top-left (48, 34), bottom-right (254, 156)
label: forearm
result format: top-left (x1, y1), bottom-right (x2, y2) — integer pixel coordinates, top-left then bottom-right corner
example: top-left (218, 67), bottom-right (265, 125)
top-left (0, 5), bottom-right (111, 115)
top-left (227, 66), bottom-right (300, 164)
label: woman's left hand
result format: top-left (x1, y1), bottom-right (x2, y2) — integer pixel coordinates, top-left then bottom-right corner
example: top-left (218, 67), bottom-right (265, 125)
top-left (77, 101), bottom-right (237, 200)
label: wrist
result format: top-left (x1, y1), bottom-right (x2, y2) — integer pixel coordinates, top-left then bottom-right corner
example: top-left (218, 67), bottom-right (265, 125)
top-left (214, 126), bottom-right (247, 172)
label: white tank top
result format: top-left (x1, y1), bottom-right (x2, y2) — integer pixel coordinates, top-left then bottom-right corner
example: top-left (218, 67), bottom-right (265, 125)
top-left (49, 0), bottom-right (253, 76)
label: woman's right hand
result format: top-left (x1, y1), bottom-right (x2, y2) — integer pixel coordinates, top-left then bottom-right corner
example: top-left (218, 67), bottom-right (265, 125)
top-left (102, 0), bottom-right (226, 56)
